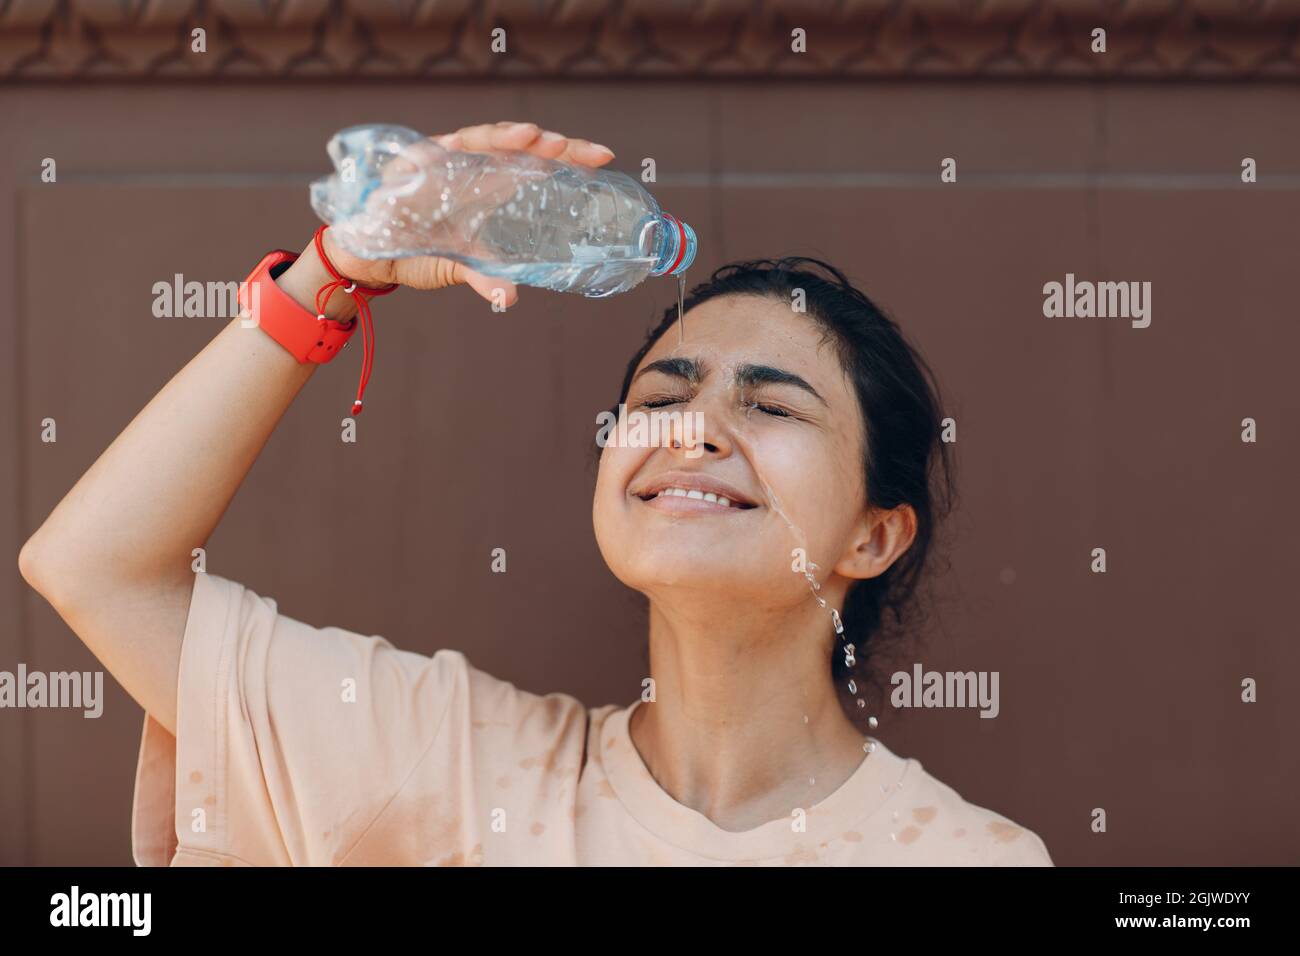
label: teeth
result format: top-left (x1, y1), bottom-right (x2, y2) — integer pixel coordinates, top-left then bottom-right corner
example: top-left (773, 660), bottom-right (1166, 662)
top-left (650, 487), bottom-right (740, 507)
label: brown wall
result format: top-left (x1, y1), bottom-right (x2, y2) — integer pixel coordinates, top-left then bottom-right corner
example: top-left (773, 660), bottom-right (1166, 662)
top-left (3, 17), bottom-right (1300, 866)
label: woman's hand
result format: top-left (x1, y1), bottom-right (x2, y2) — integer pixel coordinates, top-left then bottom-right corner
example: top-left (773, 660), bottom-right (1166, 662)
top-left (321, 121), bottom-right (616, 307)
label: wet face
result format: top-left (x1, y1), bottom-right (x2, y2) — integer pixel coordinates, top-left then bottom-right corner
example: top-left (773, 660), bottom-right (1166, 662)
top-left (593, 294), bottom-right (872, 611)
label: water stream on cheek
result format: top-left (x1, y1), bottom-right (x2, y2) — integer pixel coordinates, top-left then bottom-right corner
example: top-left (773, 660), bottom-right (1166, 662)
top-left (728, 406), bottom-right (884, 815)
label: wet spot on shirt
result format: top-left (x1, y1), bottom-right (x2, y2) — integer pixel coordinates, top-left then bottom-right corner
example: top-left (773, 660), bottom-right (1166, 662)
top-left (784, 844), bottom-right (819, 866)
top-left (842, 830), bottom-right (864, 843)
top-left (472, 721), bottom-right (487, 730)
top-left (189, 771), bottom-right (203, 784)
top-left (987, 821), bottom-right (1023, 842)
top-left (953, 828), bottom-right (967, 838)
top-left (597, 780), bottom-right (617, 799)
top-left (530, 822), bottom-right (546, 836)
top-left (204, 795), bottom-right (217, 806)
top-left (520, 749), bottom-right (562, 773)
top-left (495, 775), bottom-right (511, 789)
top-left (912, 806), bottom-right (937, 825)
top-left (898, 825), bottom-right (923, 845)
top-left (337, 791), bottom-right (467, 866)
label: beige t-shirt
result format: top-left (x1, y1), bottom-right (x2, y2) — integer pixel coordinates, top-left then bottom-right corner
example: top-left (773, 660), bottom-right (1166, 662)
top-left (131, 572), bottom-right (1054, 867)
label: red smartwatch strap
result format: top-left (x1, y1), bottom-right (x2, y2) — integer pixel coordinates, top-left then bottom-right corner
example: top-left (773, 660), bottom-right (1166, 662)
top-left (240, 226), bottom-right (398, 415)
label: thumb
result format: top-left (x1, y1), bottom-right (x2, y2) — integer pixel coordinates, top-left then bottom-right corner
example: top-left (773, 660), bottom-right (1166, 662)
top-left (455, 263), bottom-right (519, 308)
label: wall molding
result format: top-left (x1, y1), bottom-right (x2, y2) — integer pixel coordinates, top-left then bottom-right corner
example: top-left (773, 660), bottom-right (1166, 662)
top-left (4, 1), bottom-right (1300, 81)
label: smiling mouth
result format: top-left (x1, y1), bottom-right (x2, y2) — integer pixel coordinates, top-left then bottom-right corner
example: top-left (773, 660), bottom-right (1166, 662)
top-left (635, 486), bottom-right (759, 511)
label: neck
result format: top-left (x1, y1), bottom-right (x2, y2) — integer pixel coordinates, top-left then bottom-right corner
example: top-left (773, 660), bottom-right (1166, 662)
top-left (629, 586), bottom-right (867, 832)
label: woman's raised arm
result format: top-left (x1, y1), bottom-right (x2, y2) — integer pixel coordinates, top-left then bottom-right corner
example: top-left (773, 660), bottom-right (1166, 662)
top-left (17, 121), bottom-right (615, 736)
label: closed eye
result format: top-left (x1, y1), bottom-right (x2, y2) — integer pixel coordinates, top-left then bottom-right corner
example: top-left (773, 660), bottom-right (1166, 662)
top-left (638, 395), bottom-right (689, 410)
top-left (744, 400), bottom-right (792, 418)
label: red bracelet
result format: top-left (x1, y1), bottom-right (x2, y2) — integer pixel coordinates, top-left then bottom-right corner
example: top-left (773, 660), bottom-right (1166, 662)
top-left (239, 226), bottom-right (398, 416)
top-left (310, 225), bottom-right (399, 415)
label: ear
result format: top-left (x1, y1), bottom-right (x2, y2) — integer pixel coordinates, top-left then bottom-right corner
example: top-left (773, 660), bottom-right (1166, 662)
top-left (833, 504), bottom-right (917, 581)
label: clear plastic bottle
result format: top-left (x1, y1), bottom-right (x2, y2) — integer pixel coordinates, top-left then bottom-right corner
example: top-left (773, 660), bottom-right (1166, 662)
top-left (310, 124), bottom-right (697, 298)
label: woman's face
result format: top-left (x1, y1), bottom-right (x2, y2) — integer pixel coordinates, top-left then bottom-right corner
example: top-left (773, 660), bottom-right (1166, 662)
top-left (593, 293), bottom-right (871, 611)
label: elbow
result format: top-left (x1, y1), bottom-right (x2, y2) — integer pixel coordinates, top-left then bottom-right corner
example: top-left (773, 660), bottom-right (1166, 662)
top-left (18, 529), bottom-right (68, 607)
top-left (18, 531), bottom-right (50, 596)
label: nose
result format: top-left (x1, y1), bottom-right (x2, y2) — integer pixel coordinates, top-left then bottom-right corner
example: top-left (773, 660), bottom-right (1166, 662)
top-left (664, 388), bottom-right (736, 461)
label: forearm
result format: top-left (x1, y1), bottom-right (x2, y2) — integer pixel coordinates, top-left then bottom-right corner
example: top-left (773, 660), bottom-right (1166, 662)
top-left (22, 238), bottom-right (351, 596)
top-left (18, 237), bottom-right (359, 731)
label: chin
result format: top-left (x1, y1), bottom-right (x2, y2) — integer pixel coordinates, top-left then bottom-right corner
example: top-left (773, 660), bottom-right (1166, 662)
top-left (605, 544), bottom-right (782, 600)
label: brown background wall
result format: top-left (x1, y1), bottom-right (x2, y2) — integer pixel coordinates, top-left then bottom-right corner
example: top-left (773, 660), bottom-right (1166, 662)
top-left (2, 1), bottom-right (1298, 866)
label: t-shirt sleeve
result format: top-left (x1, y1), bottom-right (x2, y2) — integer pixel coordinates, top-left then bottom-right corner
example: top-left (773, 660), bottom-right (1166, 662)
top-left (131, 571), bottom-right (463, 866)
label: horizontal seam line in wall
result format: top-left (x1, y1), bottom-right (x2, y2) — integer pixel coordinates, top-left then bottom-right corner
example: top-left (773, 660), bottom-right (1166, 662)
top-left (33, 173), bottom-right (1296, 190)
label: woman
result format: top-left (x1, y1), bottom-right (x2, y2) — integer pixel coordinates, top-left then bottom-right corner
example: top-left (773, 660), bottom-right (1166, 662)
top-left (19, 121), bottom-right (1052, 867)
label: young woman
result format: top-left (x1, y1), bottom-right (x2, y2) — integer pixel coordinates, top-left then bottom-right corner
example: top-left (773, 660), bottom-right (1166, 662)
top-left (20, 121), bottom-right (1052, 867)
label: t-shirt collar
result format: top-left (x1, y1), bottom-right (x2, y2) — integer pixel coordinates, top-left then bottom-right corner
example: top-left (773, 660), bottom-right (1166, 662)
top-left (599, 699), bottom-right (913, 862)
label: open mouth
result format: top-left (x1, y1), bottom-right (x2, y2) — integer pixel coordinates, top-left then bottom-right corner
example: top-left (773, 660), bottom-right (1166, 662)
top-left (637, 486), bottom-right (757, 509)
top-left (631, 474), bottom-right (760, 512)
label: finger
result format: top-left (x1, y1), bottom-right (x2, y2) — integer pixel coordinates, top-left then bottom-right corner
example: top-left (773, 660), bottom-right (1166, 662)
top-left (447, 122), bottom-right (541, 153)
top-left (438, 124), bottom-right (614, 167)
top-left (455, 262), bottom-right (519, 308)
top-left (553, 137), bottom-right (615, 167)
top-left (527, 130), bottom-right (570, 159)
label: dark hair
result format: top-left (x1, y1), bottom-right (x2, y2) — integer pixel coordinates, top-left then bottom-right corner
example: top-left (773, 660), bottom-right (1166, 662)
top-left (608, 257), bottom-right (955, 728)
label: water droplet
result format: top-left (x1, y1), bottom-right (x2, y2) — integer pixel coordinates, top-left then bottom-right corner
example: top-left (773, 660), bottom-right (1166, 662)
top-left (856, 698), bottom-right (865, 709)
top-left (868, 716), bottom-right (879, 729)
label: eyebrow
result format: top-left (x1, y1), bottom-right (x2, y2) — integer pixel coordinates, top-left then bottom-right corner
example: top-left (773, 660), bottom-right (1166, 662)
top-left (734, 363), bottom-right (826, 405)
top-left (634, 357), bottom-right (702, 386)
top-left (633, 358), bottom-right (826, 405)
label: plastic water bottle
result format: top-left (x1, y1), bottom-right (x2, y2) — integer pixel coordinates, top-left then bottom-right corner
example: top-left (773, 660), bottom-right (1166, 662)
top-left (309, 124), bottom-right (697, 298)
